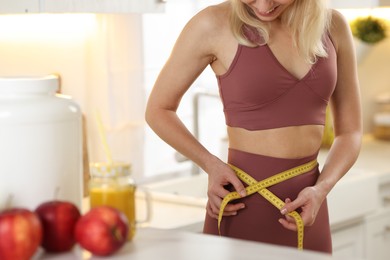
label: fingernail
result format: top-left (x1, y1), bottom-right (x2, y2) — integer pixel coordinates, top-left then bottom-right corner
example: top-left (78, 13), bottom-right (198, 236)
top-left (240, 204), bottom-right (245, 209)
top-left (240, 191), bottom-right (246, 197)
top-left (281, 209), bottom-right (287, 215)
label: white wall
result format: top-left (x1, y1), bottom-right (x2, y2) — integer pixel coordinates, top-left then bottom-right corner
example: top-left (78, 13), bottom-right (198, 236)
top-left (0, 14), bottom-right (146, 181)
top-left (84, 15), bottom-right (145, 181)
top-left (337, 8), bottom-right (390, 133)
top-left (357, 37), bottom-right (390, 132)
top-left (142, 0), bottom-right (226, 179)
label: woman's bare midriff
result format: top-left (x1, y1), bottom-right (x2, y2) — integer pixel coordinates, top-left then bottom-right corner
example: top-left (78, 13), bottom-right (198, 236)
top-left (227, 125), bottom-right (324, 159)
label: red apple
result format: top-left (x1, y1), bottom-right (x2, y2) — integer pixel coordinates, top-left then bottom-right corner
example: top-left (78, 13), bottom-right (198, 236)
top-left (35, 200), bottom-right (81, 252)
top-left (75, 206), bottom-right (129, 256)
top-left (0, 208), bottom-right (43, 260)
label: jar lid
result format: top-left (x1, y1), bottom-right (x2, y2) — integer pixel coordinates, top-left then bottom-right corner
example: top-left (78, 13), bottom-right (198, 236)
top-left (89, 162), bottom-right (131, 177)
top-left (0, 75), bottom-right (58, 94)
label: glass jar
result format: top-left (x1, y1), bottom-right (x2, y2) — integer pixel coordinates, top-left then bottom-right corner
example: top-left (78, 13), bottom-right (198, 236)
top-left (89, 162), bottom-right (136, 240)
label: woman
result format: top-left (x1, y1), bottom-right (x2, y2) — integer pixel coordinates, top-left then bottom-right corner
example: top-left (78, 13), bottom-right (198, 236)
top-left (145, 0), bottom-right (362, 253)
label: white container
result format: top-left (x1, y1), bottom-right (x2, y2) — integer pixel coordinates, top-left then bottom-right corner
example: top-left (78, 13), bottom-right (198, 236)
top-left (0, 75), bottom-right (83, 210)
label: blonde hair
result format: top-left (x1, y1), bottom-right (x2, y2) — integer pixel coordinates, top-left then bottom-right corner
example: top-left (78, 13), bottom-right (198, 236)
top-left (230, 0), bottom-right (331, 64)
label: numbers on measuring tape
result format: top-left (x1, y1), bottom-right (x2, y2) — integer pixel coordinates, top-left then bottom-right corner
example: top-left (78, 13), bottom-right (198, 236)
top-left (218, 159), bottom-right (318, 250)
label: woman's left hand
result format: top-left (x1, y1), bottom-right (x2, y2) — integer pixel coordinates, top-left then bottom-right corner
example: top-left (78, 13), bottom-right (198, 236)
top-left (278, 186), bottom-right (326, 231)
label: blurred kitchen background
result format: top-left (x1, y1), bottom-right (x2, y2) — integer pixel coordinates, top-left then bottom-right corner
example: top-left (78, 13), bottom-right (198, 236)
top-left (2, 1), bottom-right (390, 259)
top-left (0, 0), bottom-right (389, 182)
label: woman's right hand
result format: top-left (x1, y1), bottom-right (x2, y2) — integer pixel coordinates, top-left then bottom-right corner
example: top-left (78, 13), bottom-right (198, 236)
top-left (205, 157), bottom-right (247, 219)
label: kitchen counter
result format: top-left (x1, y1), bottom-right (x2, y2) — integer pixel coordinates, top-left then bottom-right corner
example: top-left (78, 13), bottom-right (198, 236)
top-left (351, 135), bottom-right (390, 183)
top-left (38, 136), bottom-right (387, 259)
top-left (318, 135), bottom-right (390, 227)
top-left (318, 135), bottom-right (390, 180)
top-left (35, 228), bottom-right (365, 260)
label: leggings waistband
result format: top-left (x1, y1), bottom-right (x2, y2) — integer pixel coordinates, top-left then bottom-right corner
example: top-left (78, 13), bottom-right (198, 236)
top-left (228, 148), bottom-right (319, 180)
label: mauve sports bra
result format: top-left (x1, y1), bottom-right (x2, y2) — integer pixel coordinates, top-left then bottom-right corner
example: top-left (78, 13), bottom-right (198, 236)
top-left (217, 34), bottom-right (337, 130)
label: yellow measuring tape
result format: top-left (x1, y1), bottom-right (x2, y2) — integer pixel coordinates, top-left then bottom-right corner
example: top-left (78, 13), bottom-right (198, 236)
top-left (218, 159), bottom-right (318, 250)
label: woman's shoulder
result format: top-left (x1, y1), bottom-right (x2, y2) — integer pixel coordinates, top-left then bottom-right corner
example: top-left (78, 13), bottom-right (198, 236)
top-left (186, 2), bottom-right (231, 39)
top-left (328, 9), bottom-right (352, 51)
top-left (195, 1), bottom-right (231, 22)
top-left (329, 9), bottom-right (350, 31)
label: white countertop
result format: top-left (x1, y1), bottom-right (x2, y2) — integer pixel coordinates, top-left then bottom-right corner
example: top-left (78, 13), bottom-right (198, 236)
top-left (318, 135), bottom-right (390, 181)
top-left (35, 228), bottom-right (366, 260)
top-left (351, 136), bottom-right (390, 182)
top-left (319, 136), bottom-right (390, 227)
top-left (48, 136), bottom-right (387, 260)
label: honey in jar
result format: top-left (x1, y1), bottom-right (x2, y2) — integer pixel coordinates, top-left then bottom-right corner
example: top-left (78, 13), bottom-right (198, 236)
top-left (89, 162), bottom-right (136, 240)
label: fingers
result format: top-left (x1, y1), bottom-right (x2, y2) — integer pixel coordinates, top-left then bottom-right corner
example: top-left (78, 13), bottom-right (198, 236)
top-left (279, 196), bottom-right (318, 231)
top-left (279, 198), bottom-right (299, 231)
top-left (207, 186), bottom-right (228, 215)
top-left (278, 216), bottom-right (298, 231)
top-left (206, 201), bottom-right (218, 219)
top-left (224, 203), bottom-right (245, 215)
top-left (206, 165), bottom-right (247, 219)
top-left (206, 202), bottom-right (245, 219)
top-left (280, 197), bottom-right (304, 216)
top-left (207, 185), bottom-right (245, 219)
top-left (228, 174), bottom-right (247, 198)
top-left (207, 196), bottom-right (245, 219)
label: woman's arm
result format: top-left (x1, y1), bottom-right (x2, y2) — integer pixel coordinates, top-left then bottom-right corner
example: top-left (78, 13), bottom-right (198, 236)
top-left (145, 6), bottom-right (246, 218)
top-left (279, 9), bottom-right (362, 230)
top-left (315, 9), bottom-right (363, 203)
